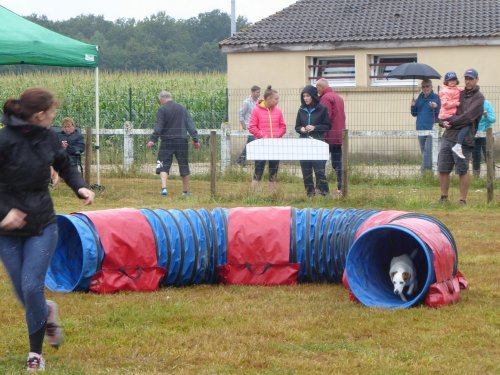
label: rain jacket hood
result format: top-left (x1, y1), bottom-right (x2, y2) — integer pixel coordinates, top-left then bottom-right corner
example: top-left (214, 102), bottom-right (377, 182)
top-left (300, 85), bottom-right (320, 107)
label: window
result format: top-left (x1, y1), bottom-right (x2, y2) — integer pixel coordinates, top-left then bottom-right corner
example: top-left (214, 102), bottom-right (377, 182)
top-left (370, 54), bottom-right (417, 86)
top-left (309, 56), bottom-right (355, 87)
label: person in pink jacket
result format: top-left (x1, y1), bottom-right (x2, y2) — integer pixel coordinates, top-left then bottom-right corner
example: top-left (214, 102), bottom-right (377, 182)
top-left (248, 85), bottom-right (287, 190)
top-left (439, 71), bottom-right (466, 158)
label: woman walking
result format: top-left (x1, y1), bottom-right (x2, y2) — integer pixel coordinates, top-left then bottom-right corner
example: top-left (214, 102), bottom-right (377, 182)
top-left (0, 88), bottom-right (95, 371)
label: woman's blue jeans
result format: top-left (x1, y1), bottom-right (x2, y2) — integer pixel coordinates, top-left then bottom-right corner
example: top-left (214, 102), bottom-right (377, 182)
top-left (0, 223), bottom-right (57, 334)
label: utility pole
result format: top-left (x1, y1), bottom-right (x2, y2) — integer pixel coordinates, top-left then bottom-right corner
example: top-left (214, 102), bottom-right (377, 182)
top-left (231, 0), bottom-right (236, 35)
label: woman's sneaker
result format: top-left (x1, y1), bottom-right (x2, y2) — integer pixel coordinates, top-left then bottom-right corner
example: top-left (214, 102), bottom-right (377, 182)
top-left (27, 352), bottom-right (45, 372)
top-left (45, 300), bottom-right (63, 348)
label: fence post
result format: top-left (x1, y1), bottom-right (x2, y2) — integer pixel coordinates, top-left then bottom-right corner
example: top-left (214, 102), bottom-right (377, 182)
top-left (220, 123), bottom-right (231, 172)
top-left (432, 128), bottom-right (440, 175)
top-left (84, 127), bottom-right (92, 184)
top-left (210, 130), bottom-right (217, 198)
top-left (341, 129), bottom-right (349, 198)
top-left (486, 128), bottom-right (494, 203)
top-left (123, 121), bottom-right (134, 173)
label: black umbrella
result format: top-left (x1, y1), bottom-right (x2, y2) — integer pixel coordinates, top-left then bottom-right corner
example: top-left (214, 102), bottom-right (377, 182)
top-left (388, 62), bottom-right (441, 98)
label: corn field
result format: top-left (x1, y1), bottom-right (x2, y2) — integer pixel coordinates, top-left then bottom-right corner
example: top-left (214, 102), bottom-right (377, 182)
top-left (0, 70), bottom-right (227, 129)
top-left (1, 70), bottom-right (498, 204)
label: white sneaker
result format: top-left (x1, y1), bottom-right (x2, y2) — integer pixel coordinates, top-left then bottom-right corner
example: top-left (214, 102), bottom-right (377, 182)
top-left (45, 300), bottom-right (63, 348)
top-left (452, 144), bottom-right (465, 159)
top-left (27, 352), bottom-right (45, 372)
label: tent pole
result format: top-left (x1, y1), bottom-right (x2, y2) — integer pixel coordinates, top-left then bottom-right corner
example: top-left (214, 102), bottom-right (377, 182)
top-left (95, 66), bottom-right (101, 186)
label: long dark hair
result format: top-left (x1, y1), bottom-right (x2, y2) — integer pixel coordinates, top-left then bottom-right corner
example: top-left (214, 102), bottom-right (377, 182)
top-left (3, 88), bottom-right (56, 121)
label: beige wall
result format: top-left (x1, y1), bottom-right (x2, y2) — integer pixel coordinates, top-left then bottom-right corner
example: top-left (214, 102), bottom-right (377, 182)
top-left (225, 45), bottom-right (500, 157)
top-left (226, 45), bottom-right (500, 127)
top-left (227, 45), bottom-right (500, 89)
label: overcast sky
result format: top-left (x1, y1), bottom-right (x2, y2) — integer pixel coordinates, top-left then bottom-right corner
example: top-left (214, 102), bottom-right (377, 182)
top-left (1, 0), bottom-right (298, 23)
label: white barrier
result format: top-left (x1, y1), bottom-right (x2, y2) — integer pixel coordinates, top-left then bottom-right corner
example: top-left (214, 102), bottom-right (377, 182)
top-left (246, 138), bottom-right (329, 161)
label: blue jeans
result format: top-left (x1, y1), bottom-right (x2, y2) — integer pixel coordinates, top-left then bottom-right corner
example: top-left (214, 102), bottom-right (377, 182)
top-left (329, 145), bottom-right (342, 191)
top-left (418, 135), bottom-right (432, 172)
top-left (0, 223), bottom-right (57, 334)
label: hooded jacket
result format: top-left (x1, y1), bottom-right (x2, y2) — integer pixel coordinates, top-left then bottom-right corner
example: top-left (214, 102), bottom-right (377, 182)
top-left (295, 85), bottom-right (331, 140)
top-left (0, 116), bottom-right (87, 236)
top-left (319, 87), bottom-right (346, 145)
top-left (248, 99), bottom-right (287, 139)
top-left (477, 99), bottom-right (496, 133)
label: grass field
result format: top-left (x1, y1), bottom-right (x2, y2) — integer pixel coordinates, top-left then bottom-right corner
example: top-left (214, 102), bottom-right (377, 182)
top-left (0, 179), bottom-right (499, 374)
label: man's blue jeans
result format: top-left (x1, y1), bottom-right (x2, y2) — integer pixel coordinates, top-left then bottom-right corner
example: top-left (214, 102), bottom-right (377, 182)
top-left (418, 135), bottom-right (433, 172)
top-left (0, 223), bottom-right (57, 334)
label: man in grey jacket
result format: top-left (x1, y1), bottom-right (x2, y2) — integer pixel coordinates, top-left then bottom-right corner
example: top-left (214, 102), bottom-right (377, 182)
top-left (438, 68), bottom-right (484, 205)
top-left (147, 91), bottom-right (200, 196)
top-left (236, 85), bottom-right (260, 166)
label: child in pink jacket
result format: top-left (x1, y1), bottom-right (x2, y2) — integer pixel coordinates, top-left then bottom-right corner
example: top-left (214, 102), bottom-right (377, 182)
top-left (248, 85), bottom-right (287, 189)
top-left (439, 71), bottom-right (466, 158)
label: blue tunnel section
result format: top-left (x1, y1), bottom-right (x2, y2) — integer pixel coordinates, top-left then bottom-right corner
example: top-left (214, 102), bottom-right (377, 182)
top-left (46, 207), bottom-right (460, 309)
top-left (46, 214), bottom-right (103, 293)
top-left (346, 225), bottom-right (433, 309)
top-left (290, 208), bottom-right (378, 283)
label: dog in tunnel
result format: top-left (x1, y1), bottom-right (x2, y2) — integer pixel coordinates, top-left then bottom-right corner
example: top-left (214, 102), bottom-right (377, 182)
top-left (389, 249), bottom-right (418, 301)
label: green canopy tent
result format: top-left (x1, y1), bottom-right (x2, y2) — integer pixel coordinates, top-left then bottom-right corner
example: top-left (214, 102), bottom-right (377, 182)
top-left (0, 5), bottom-right (103, 186)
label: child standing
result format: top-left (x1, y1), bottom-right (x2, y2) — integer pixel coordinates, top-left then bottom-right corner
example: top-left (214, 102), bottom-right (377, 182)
top-left (438, 71), bottom-right (466, 158)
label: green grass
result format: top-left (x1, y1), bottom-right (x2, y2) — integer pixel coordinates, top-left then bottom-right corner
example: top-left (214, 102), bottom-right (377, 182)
top-left (0, 177), bottom-right (499, 374)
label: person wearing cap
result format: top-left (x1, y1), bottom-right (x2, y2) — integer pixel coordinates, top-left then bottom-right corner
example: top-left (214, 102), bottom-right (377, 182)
top-left (411, 79), bottom-right (440, 174)
top-left (295, 85), bottom-right (331, 196)
top-left (438, 72), bottom-right (466, 157)
top-left (438, 68), bottom-right (485, 205)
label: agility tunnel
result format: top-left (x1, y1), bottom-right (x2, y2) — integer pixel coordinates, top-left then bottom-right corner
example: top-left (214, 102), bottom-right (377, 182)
top-left (46, 207), bottom-right (467, 308)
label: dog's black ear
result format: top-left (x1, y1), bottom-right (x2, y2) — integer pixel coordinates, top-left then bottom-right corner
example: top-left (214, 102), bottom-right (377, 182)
top-left (390, 272), bottom-right (397, 279)
top-left (402, 272), bottom-right (411, 281)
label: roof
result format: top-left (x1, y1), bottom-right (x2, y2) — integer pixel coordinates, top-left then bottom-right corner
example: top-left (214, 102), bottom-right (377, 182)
top-left (220, 0), bottom-right (500, 50)
top-left (0, 6), bottom-right (98, 67)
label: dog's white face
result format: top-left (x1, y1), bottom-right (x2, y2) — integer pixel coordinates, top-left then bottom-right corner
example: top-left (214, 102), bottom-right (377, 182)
top-left (391, 271), bottom-right (411, 295)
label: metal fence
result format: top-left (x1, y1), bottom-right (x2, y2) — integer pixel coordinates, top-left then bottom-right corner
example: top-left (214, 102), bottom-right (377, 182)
top-left (51, 85), bottom-right (500, 205)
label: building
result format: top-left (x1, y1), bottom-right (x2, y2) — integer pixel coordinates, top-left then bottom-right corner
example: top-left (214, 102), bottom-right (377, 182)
top-left (219, 0), bottom-right (500, 143)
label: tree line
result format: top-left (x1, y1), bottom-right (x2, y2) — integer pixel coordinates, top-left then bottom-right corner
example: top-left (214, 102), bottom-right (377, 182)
top-left (9, 10), bottom-right (250, 72)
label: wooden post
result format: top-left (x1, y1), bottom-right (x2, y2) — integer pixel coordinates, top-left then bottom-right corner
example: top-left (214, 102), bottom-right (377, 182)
top-left (84, 127), bottom-right (92, 184)
top-left (341, 129), bottom-right (348, 198)
top-left (210, 130), bottom-right (217, 198)
top-left (486, 128), bottom-right (494, 203)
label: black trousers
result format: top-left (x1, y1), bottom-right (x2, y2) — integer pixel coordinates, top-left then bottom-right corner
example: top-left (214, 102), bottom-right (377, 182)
top-left (253, 160), bottom-right (279, 182)
top-left (300, 160), bottom-right (329, 195)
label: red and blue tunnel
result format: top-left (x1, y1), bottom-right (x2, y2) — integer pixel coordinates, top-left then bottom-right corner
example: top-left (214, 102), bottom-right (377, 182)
top-left (46, 207), bottom-right (467, 308)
